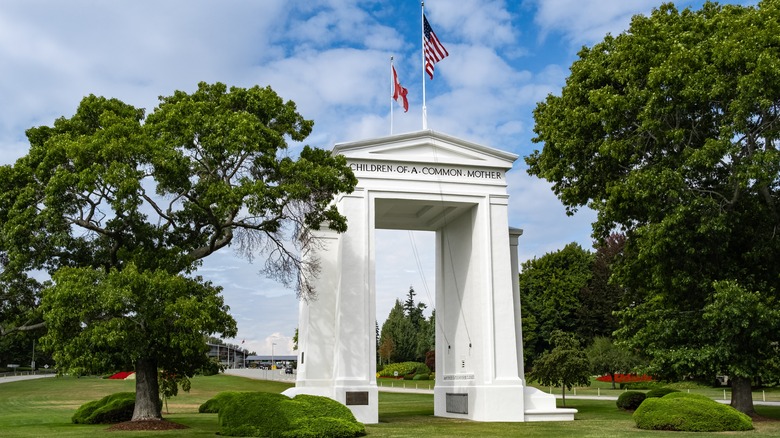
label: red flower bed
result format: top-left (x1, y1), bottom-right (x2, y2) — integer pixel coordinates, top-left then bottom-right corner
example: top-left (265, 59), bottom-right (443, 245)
top-left (596, 373), bottom-right (652, 383)
top-left (108, 371), bottom-right (134, 379)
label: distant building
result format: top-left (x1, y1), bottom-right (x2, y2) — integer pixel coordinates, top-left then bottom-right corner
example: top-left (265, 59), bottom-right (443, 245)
top-left (245, 355), bottom-right (298, 369)
top-left (207, 343), bottom-right (250, 369)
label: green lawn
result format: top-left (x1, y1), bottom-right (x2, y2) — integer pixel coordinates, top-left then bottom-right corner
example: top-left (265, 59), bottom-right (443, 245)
top-left (1, 375), bottom-right (779, 437)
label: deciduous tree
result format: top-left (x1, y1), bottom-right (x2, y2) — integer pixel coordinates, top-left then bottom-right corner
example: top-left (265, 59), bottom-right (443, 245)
top-left (528, 1), bottom-right (780, 414)
top-left (529, 330), bottom-right (591, 406)
top-left (0, 82), bottom-right (357, 421)
top-left (587, 336), bottom-right (640, 389)
top-left (519, 243), bottom-right (592, 365)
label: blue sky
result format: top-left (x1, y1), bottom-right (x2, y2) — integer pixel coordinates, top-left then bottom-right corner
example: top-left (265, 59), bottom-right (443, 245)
top-left (0, 0), bottom-right (752, 356)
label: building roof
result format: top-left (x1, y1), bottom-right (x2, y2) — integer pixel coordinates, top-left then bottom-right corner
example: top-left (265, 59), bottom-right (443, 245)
top-left (246, 355), bottom-right (298, 361)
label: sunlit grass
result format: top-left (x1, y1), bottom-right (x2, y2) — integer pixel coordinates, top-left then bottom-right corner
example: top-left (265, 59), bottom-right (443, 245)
top-left (1, 375), bottom-right (779, 437)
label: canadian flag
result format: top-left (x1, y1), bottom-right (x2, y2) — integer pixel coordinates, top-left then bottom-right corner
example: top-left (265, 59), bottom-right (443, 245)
top-left (392, 65), bottom-right (409, 112)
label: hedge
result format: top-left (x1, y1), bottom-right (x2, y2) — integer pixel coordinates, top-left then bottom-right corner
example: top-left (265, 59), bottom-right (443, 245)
top-left (72, 392), bottom-right (136, 424)
top-left (377, 362), bottom-right (429, 378)
top-left (218, 392), bottom-right (365, 437)
top-left (633, 393), bottom-right (753, 432)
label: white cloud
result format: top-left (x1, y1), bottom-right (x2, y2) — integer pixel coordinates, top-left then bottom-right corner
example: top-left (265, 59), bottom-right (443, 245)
top-left (530, 0), bottom-right (659, 44)
top-left (1, 0), bottom-right (723, 355)
top-left (429, 0), bottom-right (518, 47)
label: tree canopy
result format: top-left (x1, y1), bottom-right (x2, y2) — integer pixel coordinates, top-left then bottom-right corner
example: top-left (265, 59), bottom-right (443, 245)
top-left (528, 1), bottom-right (780, 414)
top-left (519, 242), bottom-right (592, 364)
top-left (0, 82), bottom-right (357, 420)
top-left (378, 287), bottom-right (434, 365)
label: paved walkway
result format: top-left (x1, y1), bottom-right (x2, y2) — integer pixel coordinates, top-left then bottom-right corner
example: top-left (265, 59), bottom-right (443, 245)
top-left (0, 373), bottom-right (56, 384)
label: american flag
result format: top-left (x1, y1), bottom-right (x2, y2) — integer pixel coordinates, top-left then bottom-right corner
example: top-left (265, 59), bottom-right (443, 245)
top-left (423, 15), bottom-right (449, 80)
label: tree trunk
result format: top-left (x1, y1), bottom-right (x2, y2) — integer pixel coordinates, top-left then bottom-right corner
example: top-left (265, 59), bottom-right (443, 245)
top-left (610, 373), bottom-right (616, 390)
top-left (561, 386), bottom-right (567, 406)
top-left (132, 357), bottom-right (162, 421)
top-left (730, 376), bottom-right (755, 416)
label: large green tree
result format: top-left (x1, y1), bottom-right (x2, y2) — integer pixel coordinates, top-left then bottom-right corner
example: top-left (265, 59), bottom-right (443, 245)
top-left (0, 82), bottom-right (356, 421)
top-left (518, 242), bottom-right (593, 365)
top-left (528, 1), bottom-right (780, 414)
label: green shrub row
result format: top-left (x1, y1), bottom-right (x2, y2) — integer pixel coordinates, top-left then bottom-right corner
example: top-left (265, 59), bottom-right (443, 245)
top-left (633, 392), bottom-right (753, 432)
top-left (72, 392), bottom-right (136, 424)
top-left (377, 362), bottom-right (429, 378)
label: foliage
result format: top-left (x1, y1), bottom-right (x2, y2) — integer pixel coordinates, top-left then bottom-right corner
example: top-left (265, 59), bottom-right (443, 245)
top-left (645, 387), bottom-right (679, 398)
top-left (622, 381), bottom-right (663, 390)
top-left (200, 357), bottom-right (225, 376)
top-left (615, 391), bottom-right (646, 411)
top-left (160, 371), bottom-right (191, 413)
top-left (1, 82), bottom-right (357, 420)
top-left (633, 393), bottom-right (753, 432)
top-left (519, 243), bottom-right (593, 365)
top-left (72, 392), bottom-right (137, 424)
top-left (528, 0), bottom-right (780, 415)
top-left (378, 290), bottom-right (434, 364)
top-left (587, 337), bottom-right (642, 389)
top-left (412, 373), bottom-right (430, 381)
top-left (39, 264), bottom-right (236, 378)
top-left (199, 391), bottom-right (242, 413)
top-left (576, 234), bottom-right (627, 341)
top-left (218, 392), bottom-right (365, 437)
top-left (377, 362), bottom-right (429, 378)
top-left (528, 330), bottom-right (591, 406)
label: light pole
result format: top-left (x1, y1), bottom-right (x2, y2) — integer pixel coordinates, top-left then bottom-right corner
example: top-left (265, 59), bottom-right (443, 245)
top-left (271, 342), bottom-right (277, 370)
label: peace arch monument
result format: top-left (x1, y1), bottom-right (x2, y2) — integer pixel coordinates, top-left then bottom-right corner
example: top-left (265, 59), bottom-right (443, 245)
top-left (283, 130), bottom-right (575, 423)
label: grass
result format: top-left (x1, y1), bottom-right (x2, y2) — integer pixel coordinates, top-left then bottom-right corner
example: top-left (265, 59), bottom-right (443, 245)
top-left (1, 375), bottom-right (779, 437)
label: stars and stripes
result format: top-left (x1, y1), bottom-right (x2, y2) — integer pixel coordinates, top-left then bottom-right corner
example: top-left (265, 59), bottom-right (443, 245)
top-left (423, 14), bottom-right (449, 80)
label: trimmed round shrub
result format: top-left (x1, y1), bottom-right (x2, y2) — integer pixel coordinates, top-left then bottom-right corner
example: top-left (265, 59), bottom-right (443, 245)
top-left (218, 392), bottom-right (365, 437)
top-left (72, 392), bottom-right (136, 424)
top-left (616, 391), bottom-right (646, 411)
top-left (199, 391), bottom-right (242, 413)
top-left (633, 393), bottom-right (753, 432)
top-left (661, 392), bottom-right (711, 402)
top-left (645, 387), bottom-right (680, 398)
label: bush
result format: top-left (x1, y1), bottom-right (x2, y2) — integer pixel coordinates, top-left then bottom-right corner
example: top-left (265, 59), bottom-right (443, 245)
top-left (633, 393), bottom-right (753, 432)
top-left (412, 373), bottom-right (429, 381)
top-left (645, 387), bottom-right (680, 398)
top-left (199, 391), bottom-right (242, 413)
top-left (218, 392), bottom-right (365, 437)
top-left (616, 391), bottom-right (646, 411)
top-left (378, 362), bottom-right (428, 378)
top-left (72, 392), bottom-right (136, 424)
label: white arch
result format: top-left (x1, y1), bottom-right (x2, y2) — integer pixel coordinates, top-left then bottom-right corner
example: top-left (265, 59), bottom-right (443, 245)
top-left (283, 130), bottom-right (575, 423)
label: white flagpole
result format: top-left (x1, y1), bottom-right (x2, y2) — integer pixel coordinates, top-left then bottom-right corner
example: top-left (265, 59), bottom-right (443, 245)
top-left (421, 1), bottom-right (427, 130)
top-left (390, 56), bottom-right (394, 135)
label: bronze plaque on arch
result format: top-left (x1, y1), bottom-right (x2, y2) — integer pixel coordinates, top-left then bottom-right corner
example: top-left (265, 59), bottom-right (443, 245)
top-left (345, 391), bottom-right (369, 405)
